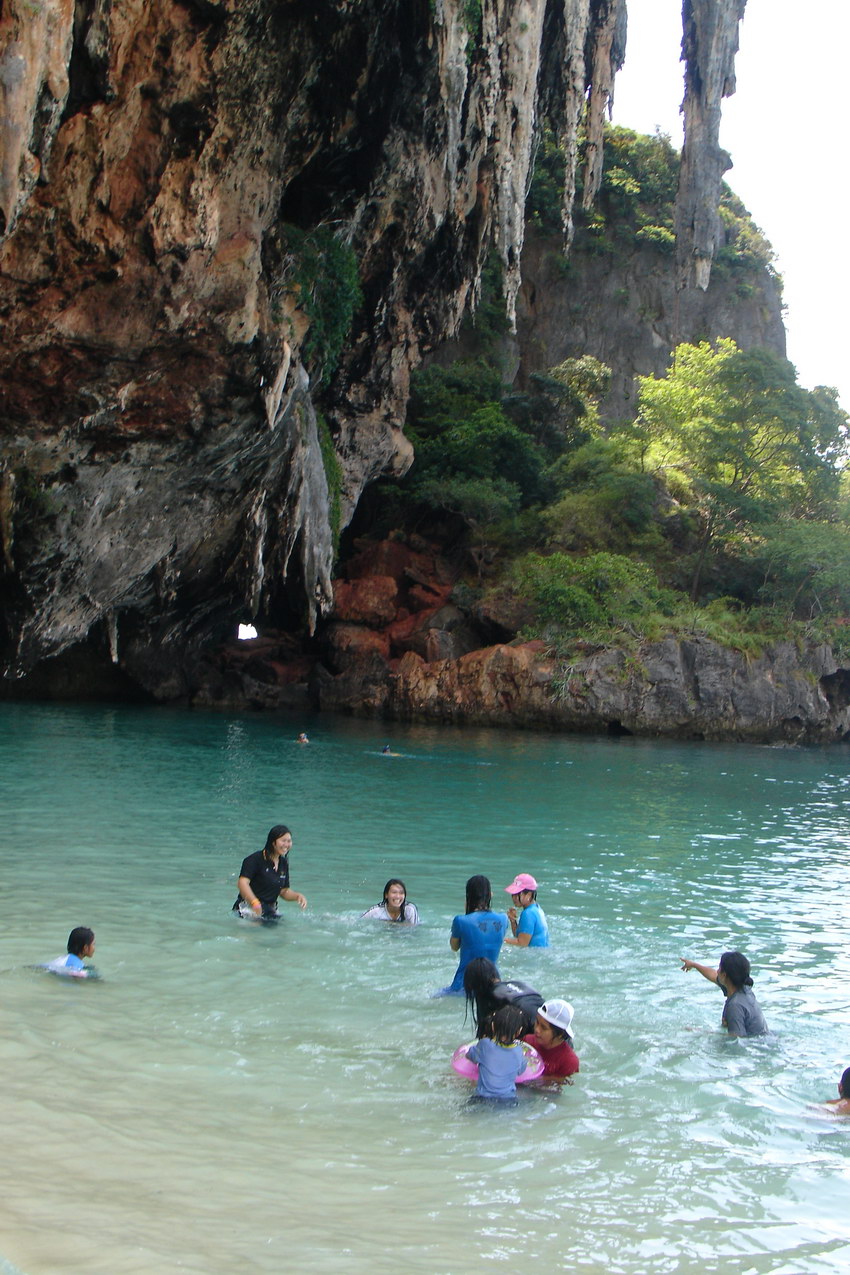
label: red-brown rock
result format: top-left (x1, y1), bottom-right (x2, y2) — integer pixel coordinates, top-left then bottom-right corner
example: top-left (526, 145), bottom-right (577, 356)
top-left (323, 622), bottom-right (390, 674)
top-left (331, 576), bottom-right (398, 627)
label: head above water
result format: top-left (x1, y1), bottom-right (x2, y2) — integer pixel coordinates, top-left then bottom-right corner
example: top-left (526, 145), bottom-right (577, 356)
top-left (840, 1066), bottom-right (850, 1098)
top-left (263, 825), bottom-right (291, 855)
top-left (465, 875), bottom-right (492, 914)
top-left (490, 1003), bottom-right (524, 1046)
top-left (504, 873), bottom-right (538, 896)
top-left (382, 879), bottom-right (410, 920)
top-left (463, 957), bottom-right (501, 998)
top-left (537, 999), bottom-right (574, 1038)
top-left (67, 926), bottom-right (95, 957)
top-left (718, 951), bottom-right (753, 990)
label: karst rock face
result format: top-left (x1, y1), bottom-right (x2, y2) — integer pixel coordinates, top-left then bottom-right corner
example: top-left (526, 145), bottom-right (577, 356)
top-left (0, 0), bottom-right (744, 698)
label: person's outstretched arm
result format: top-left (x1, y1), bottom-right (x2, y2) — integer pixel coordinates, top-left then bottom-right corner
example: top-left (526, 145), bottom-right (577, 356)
top-left (681, 958), bottom-right (718, 983)
top-left (281, 886), bottom-right (307, 909)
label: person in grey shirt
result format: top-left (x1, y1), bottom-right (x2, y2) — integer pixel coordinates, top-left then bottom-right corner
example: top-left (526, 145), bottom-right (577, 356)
top-left (680, 950), bottom-right (768, 1036)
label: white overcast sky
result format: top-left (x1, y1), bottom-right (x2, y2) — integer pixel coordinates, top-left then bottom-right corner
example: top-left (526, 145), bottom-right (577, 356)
top-left (613, 0), bottom-right (849, 411)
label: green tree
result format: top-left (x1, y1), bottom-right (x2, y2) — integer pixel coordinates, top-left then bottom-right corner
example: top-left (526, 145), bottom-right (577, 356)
top-left (749, 520), bottom-right (850, 619)
top-left (636, 339), bottom-right (849, 600)
top-left (281, 225), bottom-right (362, 385)
top-left (517, 551), bottom-right (669, 634)
top-left (416, 475), bottom-right (521, 576)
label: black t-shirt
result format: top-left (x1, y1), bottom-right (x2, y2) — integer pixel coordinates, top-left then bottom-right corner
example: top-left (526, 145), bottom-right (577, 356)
top-left (233, 849), bottom-right (291, 910)
top-left (490, 979), bottom-right (544, 1034)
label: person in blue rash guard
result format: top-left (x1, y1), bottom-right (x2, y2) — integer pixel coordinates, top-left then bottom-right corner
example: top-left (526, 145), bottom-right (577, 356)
top-left (503, 872), bottom-right (549, 948)
top-left (438, 875), bottom-right (508, 996)
top-left (43, 927), bottom-right (97, 978)
top-left (466, 1004), bottom-right (527, 1102)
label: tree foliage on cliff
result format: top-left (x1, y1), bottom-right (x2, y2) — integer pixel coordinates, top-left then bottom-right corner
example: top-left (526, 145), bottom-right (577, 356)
top-left (528, 124), bottom-right (777, 286)
top-left (360, 335), bottom-right (849, 658)
top-left (633, 339), bottom-right (847, 600)
top-left (281, 225), bottom-right (362, 385)
top-left (350, 126), bottom-right (845, 659)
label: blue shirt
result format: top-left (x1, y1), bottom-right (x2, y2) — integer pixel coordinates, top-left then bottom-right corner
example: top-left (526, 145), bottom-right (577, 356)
top-left (466, 1038), bottom-right (527, 1099)
top-left (444, 909), bottom-right (509, 994)
top-left (516, 901), bottom-right (549, 948)
top-left (43, 953), bottom-right (87, 976)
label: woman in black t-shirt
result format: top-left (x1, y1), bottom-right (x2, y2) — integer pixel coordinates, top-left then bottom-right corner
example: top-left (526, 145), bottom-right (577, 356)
top-left (233, 825), bottom-right (307, 920)
top-left (463, 956), bottom-right (544, 1037)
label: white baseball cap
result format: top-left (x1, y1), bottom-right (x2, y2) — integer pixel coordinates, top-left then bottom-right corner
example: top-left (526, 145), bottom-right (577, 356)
top-left (538, 999), bottom-right (574, 1033)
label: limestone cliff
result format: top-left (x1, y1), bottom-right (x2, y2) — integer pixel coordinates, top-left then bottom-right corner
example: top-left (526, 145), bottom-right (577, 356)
top-left (0, 0), bottom-right (747, 701)
top-left (513, 217), bottom-right (785, 422)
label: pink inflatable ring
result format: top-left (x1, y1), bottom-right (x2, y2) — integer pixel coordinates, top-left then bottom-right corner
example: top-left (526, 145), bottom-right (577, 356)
top-left (451, 1039), bottom-right (544, 1083)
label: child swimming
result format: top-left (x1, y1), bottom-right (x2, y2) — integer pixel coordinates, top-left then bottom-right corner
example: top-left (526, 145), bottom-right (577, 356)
top-left (43, 927), bottom-right (97, 978)
top-left (816, 1065), bottom-right (850, 1115)
top-left (466, 1004), bottom-right (528, 1101)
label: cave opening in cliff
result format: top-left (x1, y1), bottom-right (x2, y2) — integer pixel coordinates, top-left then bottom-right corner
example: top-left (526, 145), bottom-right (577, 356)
top-left (820, 669), bottom-right (850, 712)
top-left (606, 720), bottom-right (632, 737)
top-left (237, 624), bottom-right (258, 641)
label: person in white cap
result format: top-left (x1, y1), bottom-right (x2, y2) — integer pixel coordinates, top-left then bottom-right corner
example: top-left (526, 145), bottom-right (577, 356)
top-left (523, 999), bottom-right (579, 1078)
top-left (504, 873), bottom-right (549, 948)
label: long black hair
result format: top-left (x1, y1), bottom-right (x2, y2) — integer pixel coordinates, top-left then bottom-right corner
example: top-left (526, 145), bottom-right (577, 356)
top-left (489, 1004), bottom-right (524, 1047)
top-left (263, 825), bottom-right (291, 857)
top-left (463, 957), bottom-right (501, 1037)
top-left (465, 874), bottom-right (492, 914)
top-left (381, 878), bottom-right (410, 922)
top-left (718, 950), bottom-right (753, 990)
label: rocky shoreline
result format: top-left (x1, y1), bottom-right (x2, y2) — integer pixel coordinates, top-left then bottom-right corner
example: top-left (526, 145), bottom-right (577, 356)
top-left (197, 539), bottom-right (850, 745)
top-left (6, 535), bottom-right (849, 745)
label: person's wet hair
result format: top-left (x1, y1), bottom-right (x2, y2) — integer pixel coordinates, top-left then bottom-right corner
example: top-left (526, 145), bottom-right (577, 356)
top-left (263, 825), bottom-right (291, 854)
top-left (839, 1066), bottom-right (850, 1097)
top-left (490, 1004), bottom-right (524, 1046)
top-left (463, 957), bottom-right (501, 1035)
top-left (465, 875), bottom-right (492, 914)
top-left (67, 927), bottom-right (94, 956)
top-left (381, 878), bottom-right (410, 922)
top-left (718, 951), bottom-right (753, 988)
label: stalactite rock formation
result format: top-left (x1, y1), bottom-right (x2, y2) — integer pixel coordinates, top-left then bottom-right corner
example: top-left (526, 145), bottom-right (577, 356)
top-left (0, 0), bottom-right (744, 699)
top-left (675, 0), bottom-right (748, 290)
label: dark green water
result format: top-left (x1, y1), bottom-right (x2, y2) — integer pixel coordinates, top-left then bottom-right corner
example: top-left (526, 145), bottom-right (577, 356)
top-left (1, 703), bottom-right (849, 1274)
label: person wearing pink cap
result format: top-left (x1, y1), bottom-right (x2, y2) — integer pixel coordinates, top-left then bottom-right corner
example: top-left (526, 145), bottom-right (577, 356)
top-left (504, 873), bottom-right (549, 948)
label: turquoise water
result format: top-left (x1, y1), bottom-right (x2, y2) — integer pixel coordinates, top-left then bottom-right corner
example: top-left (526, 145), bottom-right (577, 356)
top-left (1, 702), bottom-right (850, 1275)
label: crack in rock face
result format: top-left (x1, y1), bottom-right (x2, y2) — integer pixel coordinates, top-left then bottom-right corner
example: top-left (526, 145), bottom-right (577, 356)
top-left (0, 0), bottom-right (744, 695)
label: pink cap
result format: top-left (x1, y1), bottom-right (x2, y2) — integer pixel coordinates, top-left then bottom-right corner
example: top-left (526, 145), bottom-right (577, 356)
top-left (504, 873), bottom-right (538, 894)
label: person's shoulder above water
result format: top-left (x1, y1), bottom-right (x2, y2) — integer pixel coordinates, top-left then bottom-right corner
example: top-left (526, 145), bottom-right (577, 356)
top-left (42, 926), bottom-right (97, 978)
top-left (504, 873), bottom-right (549, 948)
top-left (723, 985), bottom-right (768, 1037)
top-left (361, 879), bottom-right (420, 924)
top-left (814, 1065), bottom-right (850, 1115)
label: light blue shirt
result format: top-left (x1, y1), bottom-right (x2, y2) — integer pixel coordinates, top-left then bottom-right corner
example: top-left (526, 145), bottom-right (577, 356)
top-left (44, 953), bottom-right (87, 975)
top-left (516, 901), bottom-right (549, 948)
top-left (466, 1038), bottom-right (527, 1099)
